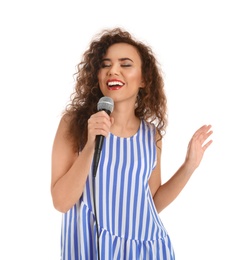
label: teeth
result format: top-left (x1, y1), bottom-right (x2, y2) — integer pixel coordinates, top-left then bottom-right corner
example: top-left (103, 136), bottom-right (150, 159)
top-left (108, 81), bottom-right (123, 86)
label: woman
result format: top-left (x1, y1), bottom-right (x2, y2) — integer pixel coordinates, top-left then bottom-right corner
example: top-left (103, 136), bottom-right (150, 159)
top-left (51, 27), bottom-right (213, 259)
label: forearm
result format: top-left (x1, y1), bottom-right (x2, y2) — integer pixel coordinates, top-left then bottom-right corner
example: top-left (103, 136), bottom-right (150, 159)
top-left (51, 145), bottom-right (94, 213)
top-left (153, 162), bottom-right (195, 213)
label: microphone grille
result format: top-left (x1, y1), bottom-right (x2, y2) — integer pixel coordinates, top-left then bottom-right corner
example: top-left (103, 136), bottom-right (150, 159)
top-left (97, 96), bottom-right (114, 113)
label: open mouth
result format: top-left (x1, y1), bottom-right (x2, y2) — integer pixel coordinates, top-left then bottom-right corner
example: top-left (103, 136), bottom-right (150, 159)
top-left (107, 80), bottom-right (124, 90)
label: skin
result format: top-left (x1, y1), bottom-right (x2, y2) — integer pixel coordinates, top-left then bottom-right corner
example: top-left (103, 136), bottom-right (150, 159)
top-left (51, 43), bottom-right (213, 213)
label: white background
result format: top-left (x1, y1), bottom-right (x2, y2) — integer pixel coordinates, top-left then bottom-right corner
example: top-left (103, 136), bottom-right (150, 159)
top-left (0, 0), bottom-right (245, 259)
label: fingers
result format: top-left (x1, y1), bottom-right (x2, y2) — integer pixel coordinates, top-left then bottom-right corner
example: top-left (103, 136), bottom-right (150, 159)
top-left (202, 139), bottom-right (213, 150)
top-left (87, 111), bottom-right (112, 139)
top-left (193, 124), bottom-right (212, 137)
top-left (193, 124), bottom-right (213, 150)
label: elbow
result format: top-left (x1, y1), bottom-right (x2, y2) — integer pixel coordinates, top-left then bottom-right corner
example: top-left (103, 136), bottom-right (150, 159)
top-left (52, 199), bottom-right (71, 213)
top-left (51, 189), bottom-right (73, 213)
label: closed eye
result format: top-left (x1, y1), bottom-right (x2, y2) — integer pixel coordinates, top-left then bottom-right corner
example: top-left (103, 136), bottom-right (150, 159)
top-left (101, 63), bottom-right (111, 68)
top-left (121, 64), bottom-right (132, 67)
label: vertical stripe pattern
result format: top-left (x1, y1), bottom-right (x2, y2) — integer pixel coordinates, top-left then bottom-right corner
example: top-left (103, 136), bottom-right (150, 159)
top-left (60, 121), bottom-right (175, 259)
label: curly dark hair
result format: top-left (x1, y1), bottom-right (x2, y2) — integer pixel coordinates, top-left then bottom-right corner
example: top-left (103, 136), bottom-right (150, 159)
top-left (64, 27), bottom-right (168, 152)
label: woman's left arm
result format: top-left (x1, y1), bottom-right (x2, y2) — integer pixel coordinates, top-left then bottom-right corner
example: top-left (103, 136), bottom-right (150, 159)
top-left (149, 125), bottom-right (213, 213)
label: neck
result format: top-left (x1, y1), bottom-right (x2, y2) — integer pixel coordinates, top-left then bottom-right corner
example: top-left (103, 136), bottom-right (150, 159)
top-left (110, 105), bottom-right (140, 138)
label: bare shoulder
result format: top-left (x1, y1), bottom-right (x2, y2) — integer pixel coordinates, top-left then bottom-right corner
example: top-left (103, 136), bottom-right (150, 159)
top-left (56, 114), bottom-right (70, 136)
top-left (52, 115), bottom-right (70, 147)
top-left (52, 114), bottom-right (76, 156)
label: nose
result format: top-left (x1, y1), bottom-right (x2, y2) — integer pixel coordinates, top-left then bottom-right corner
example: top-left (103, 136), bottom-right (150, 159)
top-left (107, 64), bottom-right (119, 76)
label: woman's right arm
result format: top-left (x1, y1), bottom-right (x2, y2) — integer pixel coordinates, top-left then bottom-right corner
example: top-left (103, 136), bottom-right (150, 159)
top-left (51, 115), bottom-right (95, 213)
top-left (51, 111), bottom-right (112, 213)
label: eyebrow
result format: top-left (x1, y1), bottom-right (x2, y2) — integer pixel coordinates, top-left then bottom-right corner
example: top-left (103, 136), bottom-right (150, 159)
top-left (101, 58), bottom-right (134, 62)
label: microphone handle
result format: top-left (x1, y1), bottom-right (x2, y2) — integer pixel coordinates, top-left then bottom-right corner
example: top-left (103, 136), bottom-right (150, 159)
top-left (93, 135), bottom-right (104, 177)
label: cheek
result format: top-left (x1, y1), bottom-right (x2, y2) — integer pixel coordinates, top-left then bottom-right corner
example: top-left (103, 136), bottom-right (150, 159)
top-left (129, 70), bottom-right (142, 84)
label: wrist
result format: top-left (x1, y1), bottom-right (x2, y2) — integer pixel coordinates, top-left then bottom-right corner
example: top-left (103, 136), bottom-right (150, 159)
top-left (182, 160), bottom-right (197, 175)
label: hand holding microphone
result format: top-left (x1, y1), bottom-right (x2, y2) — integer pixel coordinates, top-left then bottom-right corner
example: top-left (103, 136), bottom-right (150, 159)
top-left (89, 97), bottom-right (114, 177)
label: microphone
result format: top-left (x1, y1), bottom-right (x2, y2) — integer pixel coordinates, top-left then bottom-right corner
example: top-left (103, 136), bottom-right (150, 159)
top-left (92, 96), bottom-right (114, 177)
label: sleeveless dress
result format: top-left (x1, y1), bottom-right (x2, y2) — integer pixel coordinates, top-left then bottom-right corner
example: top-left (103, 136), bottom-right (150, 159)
top-left (60, 120), bottom-right (175, 260)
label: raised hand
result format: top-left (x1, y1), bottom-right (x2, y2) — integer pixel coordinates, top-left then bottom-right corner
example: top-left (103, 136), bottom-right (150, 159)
top-left (184, 124), bottom-right (213, 172)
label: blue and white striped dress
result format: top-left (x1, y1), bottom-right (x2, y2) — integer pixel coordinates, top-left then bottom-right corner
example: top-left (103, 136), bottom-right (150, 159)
top-left (60, 120), bottom-right (175, 259)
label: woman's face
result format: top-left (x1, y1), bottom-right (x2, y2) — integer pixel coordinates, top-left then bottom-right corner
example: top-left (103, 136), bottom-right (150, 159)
top-left (97, 43), bottom-right (144, 104)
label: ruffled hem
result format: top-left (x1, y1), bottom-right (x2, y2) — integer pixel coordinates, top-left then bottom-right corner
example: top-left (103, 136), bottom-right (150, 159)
top-left (97, 227), bottom-right (175, 260)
